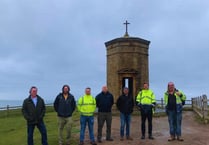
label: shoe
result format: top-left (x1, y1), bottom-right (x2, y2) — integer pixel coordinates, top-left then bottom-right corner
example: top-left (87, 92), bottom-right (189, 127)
top-left (149, 135), bottom-right (154, 140)
top-left (120, 136), bottom-right (124, 141)
top-left (97, 138), bottom-right (102, 143)
top-left (177, 136), bottom-right (184, 141)
top-left (90, 141), bottom-right (97, 145)
top-left (79, 141), bottom-right (84, 145)
top-left (126, 136), bottom-right (133, 140)
top-left (168, 135), bottom-right (175, 141)
top-left (97, 139), bottom-right (102, 143)
top-left (141, 135), bottom-right (145, 139)
top-left (106, 138), bottom-right (113, 141)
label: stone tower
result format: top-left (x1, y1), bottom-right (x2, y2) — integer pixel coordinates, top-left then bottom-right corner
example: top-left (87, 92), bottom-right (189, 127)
top-left (105, 21), bottom-right (150, 101)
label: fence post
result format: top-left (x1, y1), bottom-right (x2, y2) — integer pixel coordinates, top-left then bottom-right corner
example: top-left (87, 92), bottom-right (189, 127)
top-left (161, 98), bottom-right (164, 108)
top-left (202, 95), bottom-right (208, 121)
top-left (6, 105), bottom-right (9, 117)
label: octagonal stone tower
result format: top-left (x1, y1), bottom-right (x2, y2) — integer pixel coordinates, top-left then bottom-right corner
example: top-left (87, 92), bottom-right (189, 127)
top-left (105, 34), bottom-right (150, 101)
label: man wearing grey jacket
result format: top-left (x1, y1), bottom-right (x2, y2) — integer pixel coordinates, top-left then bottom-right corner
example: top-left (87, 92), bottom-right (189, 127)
top-left (22, 86), bottom-right (48, 145)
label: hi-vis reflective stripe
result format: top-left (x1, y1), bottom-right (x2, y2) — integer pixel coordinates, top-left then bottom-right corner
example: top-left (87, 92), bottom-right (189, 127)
top-left (140, 92), bottom-right (154, 101)
top-left (81, 97), bottom-right (96, 106)
top-left (141, 95), bottom-right (153, 100)
top-left (81, 112), bottom-right (94, 116)
top-left (81, 103), bottom-right (95, 105)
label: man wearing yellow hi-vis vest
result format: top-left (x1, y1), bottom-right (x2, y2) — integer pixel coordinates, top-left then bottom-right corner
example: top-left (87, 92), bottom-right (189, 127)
top-left (136, 82), bottom-right (156, 140)
top-left (77, 87), bottom-right (97, 145)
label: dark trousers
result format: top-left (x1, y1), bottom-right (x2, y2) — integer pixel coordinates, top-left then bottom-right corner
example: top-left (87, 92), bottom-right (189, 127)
top-left (97, 112), bottom-right (112, 140)
top-left (27, 121), bottom-right (48, 145)
top-left (140, 105), bottom-right (153, 136)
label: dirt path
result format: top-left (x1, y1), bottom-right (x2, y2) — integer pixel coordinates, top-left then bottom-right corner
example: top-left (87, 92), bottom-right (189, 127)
top-left (81, 111), bottom-right (209, 145)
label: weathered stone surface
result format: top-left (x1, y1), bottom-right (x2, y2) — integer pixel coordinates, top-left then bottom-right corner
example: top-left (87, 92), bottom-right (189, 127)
top-left (105, 36), bottom-right (150, 101)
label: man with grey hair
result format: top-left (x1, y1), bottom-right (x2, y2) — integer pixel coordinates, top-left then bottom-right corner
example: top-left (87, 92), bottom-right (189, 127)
top-left (116, 87), bottom-right (134, 141)
top-left (164, 82), bottom-right (186, 141)
top-left (22, 86), bottom-right (48, 145)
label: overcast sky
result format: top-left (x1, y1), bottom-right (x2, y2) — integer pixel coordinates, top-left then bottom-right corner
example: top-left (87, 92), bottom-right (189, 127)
top-left (0, 0), bottom-right (209, 102)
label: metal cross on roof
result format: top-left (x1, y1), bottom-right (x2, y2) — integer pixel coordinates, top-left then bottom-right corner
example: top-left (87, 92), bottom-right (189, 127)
top-left (123, 20), bottom-right (130, 37)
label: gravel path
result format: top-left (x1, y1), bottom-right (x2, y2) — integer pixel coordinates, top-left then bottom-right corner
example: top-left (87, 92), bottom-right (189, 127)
top-left (80, 111), bottom-right (209, 145)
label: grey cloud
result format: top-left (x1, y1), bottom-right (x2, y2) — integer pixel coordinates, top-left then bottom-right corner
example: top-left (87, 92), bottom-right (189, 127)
top-left (0, 0), bottom-right (209, 101)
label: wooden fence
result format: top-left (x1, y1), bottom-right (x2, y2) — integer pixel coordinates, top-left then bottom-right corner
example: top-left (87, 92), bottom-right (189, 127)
top-left (192, 95), bottom-right (209, 122)
top-left (0, 100), bottom-right (193, 111)
top-left (0, 103), bottom-right (53, 117)
top-left (0, 103), bottom-right (53, 111)
top-left (0, 98), bottom-right (208, 120)
top-left (156, 98), bottom-right (192, 108)
top-left (100, 99), bottom-right (192, 114)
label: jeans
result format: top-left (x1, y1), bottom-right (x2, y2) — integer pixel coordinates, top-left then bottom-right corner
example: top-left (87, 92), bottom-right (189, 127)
top-left (120, 113), bottom-right (131, 137)
top-left (97, 112), bottom-right (112, 140)
top-left (140, 105), bottom-right (153, 136)
top-left (27, 121), bottom-right (48, 145)
top-left (58, 116), bottom-right (73, 144)
top-left (80, 115), bottom-right (95, 142)
top-left (167, 110), bottom-right (182, 137)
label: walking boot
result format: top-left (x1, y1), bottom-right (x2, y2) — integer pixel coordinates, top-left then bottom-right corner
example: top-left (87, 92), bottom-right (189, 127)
top-left (106, 138), bottom-right (113, 141)
top-left (168, 135), bottom-right (175, 141)
top-left (90, 141), bottom-right (97, 145)
top-left (149, 134), bottom-right (154, 140)
top-left (78, 141), bottom-right (84, 145)
top-left (126, 136), bottom-right (133, 140)
top-left (97, 138), bottom-right (102, 143)
top-left (141, 135), bottom-right (145, 139)
top-left (177, 136), bottom-right (184, 141)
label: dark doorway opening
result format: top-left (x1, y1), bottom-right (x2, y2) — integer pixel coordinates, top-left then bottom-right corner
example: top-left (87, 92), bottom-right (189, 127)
top-left (122, 77), bottom-right (133, 96)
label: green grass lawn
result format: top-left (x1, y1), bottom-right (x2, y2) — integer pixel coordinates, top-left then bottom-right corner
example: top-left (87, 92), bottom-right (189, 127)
top-left (0, 106), bottom-right (193, 145)
top-left (0, 106), bottom-right (80, 145)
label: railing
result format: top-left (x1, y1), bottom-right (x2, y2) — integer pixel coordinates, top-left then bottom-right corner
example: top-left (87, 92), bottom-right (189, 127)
top-left (0, 105), bottom-right (21, 111)
top-left (0, 98), bottom-right (206, 118)
top-left (0, 99), bottom-right (193, 111)
top-left (110, 99), bottom-right (192, 115)
top-left (192, 95), bottom-right (209, 122)
top-left (0, 103), bottom-right (54, 118)
top-left (156, 99), bottom-right (192, 108)
top-left (0, 103), bottom-right (53, 111)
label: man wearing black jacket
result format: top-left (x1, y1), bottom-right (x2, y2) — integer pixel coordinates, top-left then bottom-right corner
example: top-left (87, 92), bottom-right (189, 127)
top-left (22, 86), bottom-right (48, 145)
top-left (116, 87), bottom-right (134, 141)
top-left (96, 86), bottom-right (114, 143)
top-left (54, 85), bottom-right (76, 145)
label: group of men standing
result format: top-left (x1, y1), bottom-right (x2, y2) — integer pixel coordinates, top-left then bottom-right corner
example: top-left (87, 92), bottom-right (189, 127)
top-left (22, 82), bottom-right (186, 145)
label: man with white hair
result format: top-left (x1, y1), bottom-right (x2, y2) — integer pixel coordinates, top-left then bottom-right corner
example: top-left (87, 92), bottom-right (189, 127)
top-left (164, 82), bottom-right (186, 142)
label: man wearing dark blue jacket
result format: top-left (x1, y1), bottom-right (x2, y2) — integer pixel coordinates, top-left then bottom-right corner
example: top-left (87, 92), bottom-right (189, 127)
top-left (54, 85), bottom-right (76, 145)
top-left (96, 86), bottom-right (114, 143)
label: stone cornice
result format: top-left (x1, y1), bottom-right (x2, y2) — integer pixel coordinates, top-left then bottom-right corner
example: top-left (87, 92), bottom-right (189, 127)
top-left (105, 37), bottom-right (150, 47)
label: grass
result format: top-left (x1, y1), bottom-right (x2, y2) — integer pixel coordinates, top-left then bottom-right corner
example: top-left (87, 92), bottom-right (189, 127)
top-left (0, 106), bottom-right (80, 145)
top-left (0, 106), bottom-right (194, 145)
